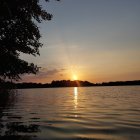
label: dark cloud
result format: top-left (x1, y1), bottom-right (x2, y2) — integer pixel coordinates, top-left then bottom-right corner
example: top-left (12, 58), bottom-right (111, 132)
top-left (36, 69), bottom-right (60, 78)
top-left (23, 68), bottom-right (64, 78)
top-left (22, 68), bottom-right (66, 82)
top-left (45, 69), bottom-right (59, 76)
top-left (60, 74), bottom-right (63, 76)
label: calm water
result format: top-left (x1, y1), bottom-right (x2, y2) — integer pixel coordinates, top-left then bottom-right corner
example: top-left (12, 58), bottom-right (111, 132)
top-left (0, 86), bottom-right (140, 140)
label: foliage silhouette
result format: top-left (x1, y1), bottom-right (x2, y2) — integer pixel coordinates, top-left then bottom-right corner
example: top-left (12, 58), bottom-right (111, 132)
top-left (0, 0), bottom-right (59, 81)
top-left (1, 80), bottom-right (139, 89)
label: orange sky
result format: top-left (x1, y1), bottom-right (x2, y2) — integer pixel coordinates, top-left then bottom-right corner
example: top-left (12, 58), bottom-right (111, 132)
top-left (21, 0), bottom-right (140, 83)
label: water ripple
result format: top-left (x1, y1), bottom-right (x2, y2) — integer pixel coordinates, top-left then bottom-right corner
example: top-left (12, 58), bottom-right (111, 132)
top-left (0, 86), bottom-right (140, 140)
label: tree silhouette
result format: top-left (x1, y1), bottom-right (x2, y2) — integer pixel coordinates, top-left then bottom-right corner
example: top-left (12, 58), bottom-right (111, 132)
top-left (0, 0), bottom-right (58, 81)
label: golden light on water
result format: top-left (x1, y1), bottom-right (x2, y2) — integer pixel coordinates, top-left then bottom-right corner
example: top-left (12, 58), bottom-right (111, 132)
top-left (74, 87), bottom-right (78, 109)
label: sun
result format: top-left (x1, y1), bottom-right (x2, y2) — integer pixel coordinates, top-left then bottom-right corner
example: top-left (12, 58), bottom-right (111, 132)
top-left (73, 75), bottom-right (78, 80)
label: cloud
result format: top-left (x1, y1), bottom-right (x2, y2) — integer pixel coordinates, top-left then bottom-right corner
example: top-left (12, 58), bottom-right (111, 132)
top-left (40, 69), bottom-right (59, 77)
top-left (21, 68), bottom-right (66, 83)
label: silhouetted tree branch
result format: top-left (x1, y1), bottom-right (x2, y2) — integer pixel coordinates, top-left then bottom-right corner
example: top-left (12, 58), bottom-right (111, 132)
top-left (0, 0), bottom-right (59, 81)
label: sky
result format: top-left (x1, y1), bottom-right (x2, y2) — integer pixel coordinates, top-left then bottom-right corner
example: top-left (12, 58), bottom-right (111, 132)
top-left (21, 0), bottom-right (140, 83)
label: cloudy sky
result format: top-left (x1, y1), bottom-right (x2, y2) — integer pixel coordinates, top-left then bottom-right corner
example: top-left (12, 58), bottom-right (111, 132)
top-left (21, 0), bottom-right (140, 83)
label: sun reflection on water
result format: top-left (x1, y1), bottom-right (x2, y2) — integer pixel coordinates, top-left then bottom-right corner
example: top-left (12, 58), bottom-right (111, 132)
top-left (74, 87), bottom-right (78, 110)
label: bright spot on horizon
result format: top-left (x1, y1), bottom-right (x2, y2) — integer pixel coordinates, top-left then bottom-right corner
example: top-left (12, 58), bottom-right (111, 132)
top-left (73, 75), bottom-right (78, 80)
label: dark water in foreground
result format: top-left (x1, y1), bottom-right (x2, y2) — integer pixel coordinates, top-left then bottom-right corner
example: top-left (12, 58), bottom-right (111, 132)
top-left (0, 86), bottom-right (140, 140)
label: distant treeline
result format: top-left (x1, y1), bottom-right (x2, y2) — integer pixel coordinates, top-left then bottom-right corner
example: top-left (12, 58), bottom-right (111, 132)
top-left (0, 80), bottom-right (140, 89)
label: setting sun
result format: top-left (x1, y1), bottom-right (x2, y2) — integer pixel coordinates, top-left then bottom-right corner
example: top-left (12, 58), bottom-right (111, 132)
top-left (73, 75), bottom-right (78, 80)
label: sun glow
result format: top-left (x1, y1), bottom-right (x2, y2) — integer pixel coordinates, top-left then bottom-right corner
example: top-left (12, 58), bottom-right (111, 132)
top-left (73, 75), bottom-right (78, 80)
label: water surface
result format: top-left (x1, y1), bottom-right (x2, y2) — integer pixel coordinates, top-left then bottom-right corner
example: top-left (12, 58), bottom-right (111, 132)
top-left (0, 86), bottom-right (140, 140)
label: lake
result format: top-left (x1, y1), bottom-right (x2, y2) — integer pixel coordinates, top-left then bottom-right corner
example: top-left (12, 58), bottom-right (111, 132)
top-left (0, 86), bottom-right (140, 140)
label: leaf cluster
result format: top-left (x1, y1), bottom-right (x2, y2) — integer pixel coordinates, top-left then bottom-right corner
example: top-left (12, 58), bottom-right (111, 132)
top-left (0, 0), bottom-right (53, 81)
